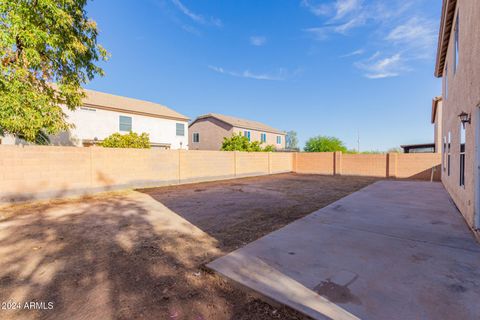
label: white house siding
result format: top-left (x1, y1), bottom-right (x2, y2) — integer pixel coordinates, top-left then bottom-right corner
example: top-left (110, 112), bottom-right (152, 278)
top-left (56, 107), bottom-right (189, 149)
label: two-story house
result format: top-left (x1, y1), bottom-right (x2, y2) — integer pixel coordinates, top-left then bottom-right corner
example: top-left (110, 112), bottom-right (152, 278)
top-left (1, 89), bottom-right (190, 149)
top-left (435, 0), bottom-right (480, 234)
top-left (431, 96), bottom-right (443, 154)
top-left (188, 113), bottom-right (286, 151)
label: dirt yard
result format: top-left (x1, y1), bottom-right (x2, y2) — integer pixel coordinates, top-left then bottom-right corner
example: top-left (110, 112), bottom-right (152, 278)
top-left (0, 173), bottom-right (378, 320)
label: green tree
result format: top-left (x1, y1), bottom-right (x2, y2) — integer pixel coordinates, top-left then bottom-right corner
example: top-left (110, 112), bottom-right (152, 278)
top-left (0, 0), bottom-right (108, 143)
top-left (100, 132), bottom-right (150, 149)
top-left (304, 135), bottom-right (347, 152)
top-left (221, 133), bottom-right (274, 152)
top-left (286, 130), bottom-right (299, 150)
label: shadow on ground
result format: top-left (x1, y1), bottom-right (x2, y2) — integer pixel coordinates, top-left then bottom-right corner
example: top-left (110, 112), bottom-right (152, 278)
top-left (0, 196), bottom-right (307, 319)
top-left (0, 173), bottom-right (378, 320)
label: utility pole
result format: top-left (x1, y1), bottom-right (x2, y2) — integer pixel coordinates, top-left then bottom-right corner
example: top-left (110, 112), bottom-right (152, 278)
top-left (357, 129), bottom-right (360, 153)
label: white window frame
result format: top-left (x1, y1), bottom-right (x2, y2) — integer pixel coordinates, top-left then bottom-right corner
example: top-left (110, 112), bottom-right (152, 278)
top-left (176, 123), bottom-right (185, 136)
top-left (261, 133), bottom-right (266, 143)
top-left (460, 123), bottom-right (466, 187)
top-left (447, 132), bottom-right (451, 176)
top-left (443, 136), bottom-right (447, 170)
top-left (192, 132), bottom-right (200, 143)
top-left (119, 115), bottom-right (132, 132)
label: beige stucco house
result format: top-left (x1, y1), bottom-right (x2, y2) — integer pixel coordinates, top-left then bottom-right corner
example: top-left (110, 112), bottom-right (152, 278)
top-left (0, 89), bottom-right (190, 149)
top-left (435, 0), bottom-right (480, 234)
top-left (188, 113), bottom-right (286, 151)
top-left (431, 96), bottom-right (443, 153)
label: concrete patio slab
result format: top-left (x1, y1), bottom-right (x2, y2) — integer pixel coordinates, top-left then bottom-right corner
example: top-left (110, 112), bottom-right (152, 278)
top-left (207, 181), bottom-right (480, 320)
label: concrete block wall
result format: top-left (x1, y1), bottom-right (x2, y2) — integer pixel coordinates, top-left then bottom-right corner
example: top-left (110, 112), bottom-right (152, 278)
top-left (396, 154), bottom-right (442, 180)
top-left (235, 152), bottom-right (270, 177)
top-left (294, 152), bottom-right (335, 174)
top-left (0, 146), bottom-right (442, 203)
top-left (342, 154), bottom-right (387, 177)
top-left (295, 152), bottom-right (442, 180)
top-left (270, 152), bottom-right (293, 174)
top-left (180, 150), bottom-right (235, 183)
top-left (0, 146), bottom-right (293, 203)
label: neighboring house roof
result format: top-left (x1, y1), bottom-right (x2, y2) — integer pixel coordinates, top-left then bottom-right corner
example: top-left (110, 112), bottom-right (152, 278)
top-left (435, 0), bottom-right (457, 77)
top-left (83, 89), bottom-right (189, 121)
top-left (400, 143), bottom-right (436, 152)
top-left (431, 96), bottom-right (442, 124)
top-left (190, 113), bottom-right (286, 135)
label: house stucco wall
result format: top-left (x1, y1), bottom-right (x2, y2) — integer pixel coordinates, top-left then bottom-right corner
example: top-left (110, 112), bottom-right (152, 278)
top-left (232, 127), bottom-right (285, 150)
top-left (57, 106), bottom-right (189, 149)
top-left (439, 0), bottom-right (480, 230)
top-left (188, 118), bottom-right (233, 150)
top-left (188, 118), bottom-right (286, 151)
top-left (0, 106), bottom-right (189, 149)
top-left (434, 100), bottom-right (443, 153)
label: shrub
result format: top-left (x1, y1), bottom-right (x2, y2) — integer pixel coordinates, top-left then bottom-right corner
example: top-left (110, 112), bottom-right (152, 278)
top-left (100, 132), bottom-right (150, 149)
top-left (221, 133), bottom-right (275, 152)
top-left (263, 145), bottom-right (276, 152)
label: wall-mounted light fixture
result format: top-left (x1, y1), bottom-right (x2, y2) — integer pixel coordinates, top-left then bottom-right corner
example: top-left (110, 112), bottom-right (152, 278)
top-left (458, 111), bottom-right (471, 128)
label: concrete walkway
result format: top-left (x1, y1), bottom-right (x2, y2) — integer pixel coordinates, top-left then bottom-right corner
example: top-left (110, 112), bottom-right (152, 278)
top-left (207, 181), bottom-right (480, 320)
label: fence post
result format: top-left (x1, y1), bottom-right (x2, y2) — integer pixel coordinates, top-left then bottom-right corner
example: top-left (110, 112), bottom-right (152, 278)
top-left (89, 146), bottom-right (94, 188)
top-left (268, 152), bottom-right (272, 174)
top-left (234, 151), bottom-right (238, 177)
top-left (177, 149), bottom-right (182, 184)
top-left (292, 152), bottom-right (297, 173)
top-left (387, 153), bottom-right (398, 178)
top-left (334, 151), bottom-right (343, 175)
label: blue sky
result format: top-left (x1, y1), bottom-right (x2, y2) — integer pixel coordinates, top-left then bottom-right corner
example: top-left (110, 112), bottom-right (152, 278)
top-left (85, 0), bottom-right (442, 151)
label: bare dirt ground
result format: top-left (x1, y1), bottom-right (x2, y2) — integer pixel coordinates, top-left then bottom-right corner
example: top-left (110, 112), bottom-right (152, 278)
top-left (0, 173), bottom-right (378, 320)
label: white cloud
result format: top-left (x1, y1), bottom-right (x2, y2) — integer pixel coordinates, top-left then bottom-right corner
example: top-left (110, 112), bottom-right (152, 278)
top-left (355, 53), bottom-right (404, 79)
top-left (171, 0), bottom-right (222, 27)
top-left (385, 17), bottom-right (436, 59)
top-left (301, 0), bottom-right (331, 16)
top-left (333, 15), bottom-right (366, 33)
top-left (301, 0), bottom-right (437, 78)
top-left (387, 18), bottom-right (435, 43)
top-left (249, 36), bottom-right (266, 46)
top-left (341, 49), bottom-right (364, 58)
top-left (334, 0), bottom-right (362, 20)
top-left (208, 65), bottom-right (288, 81)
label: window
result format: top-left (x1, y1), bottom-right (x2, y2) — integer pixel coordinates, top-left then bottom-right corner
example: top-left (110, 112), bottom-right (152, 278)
top-left (119, 116), bottom-right (132, 132)
top-left (276, 136), bottom-right (282, 144)
top-left (176, 123), bottom-right (185, 136)
top-left (454, 12), bottom-right (459, 74)
top-left (443, 136), bottom-right (447, 170)
top-left (460, 123), bottom-right (466, 187)
top-left (447, 132), bottom-right (451, 176)
top-left (261, 133), bottom-right (266, 143)
top-left (192, 132), bottom-right (200, 143)
top-left (244, 131), bottom-right (251, 141)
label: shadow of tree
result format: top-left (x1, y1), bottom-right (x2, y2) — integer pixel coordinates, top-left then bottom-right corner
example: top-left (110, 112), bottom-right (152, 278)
top-left (0, 193), bottom-right (307, 320)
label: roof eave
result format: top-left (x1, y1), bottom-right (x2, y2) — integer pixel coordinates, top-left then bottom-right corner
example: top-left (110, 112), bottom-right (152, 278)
top-left (189, 114), bottom-right (285, 135)
top-left (435, 0), bottom-right (457, 77)
top-left (83, 103), bottom-right (190, 122)
top-left (431, 97), bottom-right (442, 124)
